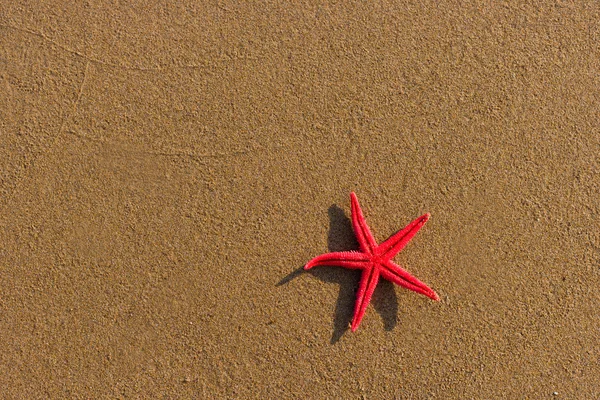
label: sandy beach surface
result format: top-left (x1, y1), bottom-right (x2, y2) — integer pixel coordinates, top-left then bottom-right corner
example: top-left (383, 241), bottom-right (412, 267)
top-left (1, 1), bottom-right (599, 398)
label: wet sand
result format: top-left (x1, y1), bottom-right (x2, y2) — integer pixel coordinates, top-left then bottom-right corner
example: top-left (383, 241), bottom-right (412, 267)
top-left (1, 1), bottom-right (599, 398)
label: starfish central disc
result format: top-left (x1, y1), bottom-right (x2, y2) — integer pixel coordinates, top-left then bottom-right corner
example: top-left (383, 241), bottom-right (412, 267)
top-left (371, 255), bottom-right (384, 265)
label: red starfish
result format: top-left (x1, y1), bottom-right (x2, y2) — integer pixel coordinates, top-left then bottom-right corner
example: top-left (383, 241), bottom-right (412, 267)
top-left (305, 192), bottom-right (439, 332)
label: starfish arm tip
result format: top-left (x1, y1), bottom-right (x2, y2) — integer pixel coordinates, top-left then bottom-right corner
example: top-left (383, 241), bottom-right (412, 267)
top-left (431, 291), bottom-right (440, 301)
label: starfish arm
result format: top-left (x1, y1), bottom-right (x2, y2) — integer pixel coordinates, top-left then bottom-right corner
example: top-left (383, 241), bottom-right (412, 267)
top-left (381, 260), bottom-right (439, 301)
top-left (379, 213), bottom-right (430, 260)
top-left (350, 192), bottom-right (377, 254)
top-left (350, 267), bottom-right (380, 332)
top-left (304, 251), bottom-right (370, 270)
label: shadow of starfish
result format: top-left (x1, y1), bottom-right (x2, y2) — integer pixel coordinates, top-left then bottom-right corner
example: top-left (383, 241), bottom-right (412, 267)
top-left (277, 204), bottom-right (399, 343)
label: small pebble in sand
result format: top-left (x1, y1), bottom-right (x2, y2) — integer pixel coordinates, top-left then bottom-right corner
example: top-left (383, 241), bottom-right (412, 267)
top-left (552, 392), bottom-right (558, 396)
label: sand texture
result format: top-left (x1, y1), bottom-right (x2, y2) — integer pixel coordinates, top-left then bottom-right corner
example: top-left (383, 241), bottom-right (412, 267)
top-left (1, 1), bottom-right (599, 398)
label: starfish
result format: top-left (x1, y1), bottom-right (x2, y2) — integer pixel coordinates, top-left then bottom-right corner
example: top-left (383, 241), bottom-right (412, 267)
top-left (305, 192), bottom-right (439, 332)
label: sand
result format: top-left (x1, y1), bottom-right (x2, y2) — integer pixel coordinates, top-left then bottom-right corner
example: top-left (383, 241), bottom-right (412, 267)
top-left (1, 1), bottom-right (599, 398)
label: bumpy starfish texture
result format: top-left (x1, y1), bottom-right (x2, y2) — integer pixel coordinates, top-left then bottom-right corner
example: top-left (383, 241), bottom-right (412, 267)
top-left (305, 192), bottom-right (439, 332)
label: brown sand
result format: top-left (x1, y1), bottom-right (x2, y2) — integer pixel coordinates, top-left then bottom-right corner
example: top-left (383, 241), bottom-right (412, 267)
top-left (1, 1), bottom-right (599, 398)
